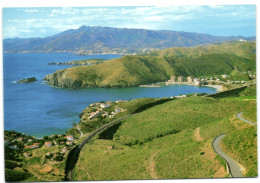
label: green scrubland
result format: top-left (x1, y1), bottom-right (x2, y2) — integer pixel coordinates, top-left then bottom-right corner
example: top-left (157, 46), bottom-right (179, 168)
top-left (74, 85), bottom-right (257, 180)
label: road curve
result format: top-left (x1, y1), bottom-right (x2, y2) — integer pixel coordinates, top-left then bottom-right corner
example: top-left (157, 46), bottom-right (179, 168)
top-left (65, 114), bottom-right (133, 181)
top-left (212, 112), bottom-right (256, 177)
top-left (236, 112), bottom-right (256, 126)
top-left (212, 134), bottom-right (243, 177)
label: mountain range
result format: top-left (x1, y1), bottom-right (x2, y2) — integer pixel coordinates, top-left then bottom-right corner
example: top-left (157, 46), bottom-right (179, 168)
top-left (3, 26), bottom-right (255, 53)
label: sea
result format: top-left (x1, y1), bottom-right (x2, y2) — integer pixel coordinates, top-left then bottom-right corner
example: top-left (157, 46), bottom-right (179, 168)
top-left (3, 53), bottom-right (216, 137)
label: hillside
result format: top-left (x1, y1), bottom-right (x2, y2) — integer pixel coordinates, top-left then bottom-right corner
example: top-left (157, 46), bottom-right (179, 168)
top-left (3, 26), bottom-right (255, 53)
top-left (74, 95), bottom-right (257, 180)
top-left (145, 41), bottom-right (256, 59)
top-left (48, 59), bottom-right (107, 66)
top-left (44, 41), bottom-right (256, 88)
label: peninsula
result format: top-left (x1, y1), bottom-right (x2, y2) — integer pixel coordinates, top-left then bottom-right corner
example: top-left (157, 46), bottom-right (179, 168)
top-left (44, 41), bottom-right (256, 88)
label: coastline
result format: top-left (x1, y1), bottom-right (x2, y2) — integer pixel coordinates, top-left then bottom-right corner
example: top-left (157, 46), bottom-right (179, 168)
top-left (204, 85), bottom-right (223, 92)
top-left (165, 81), bottom-right (223, 92)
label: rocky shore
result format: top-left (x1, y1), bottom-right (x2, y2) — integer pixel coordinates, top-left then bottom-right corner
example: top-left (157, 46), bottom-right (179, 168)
top-left (17, 77), bottom-right (37, 83)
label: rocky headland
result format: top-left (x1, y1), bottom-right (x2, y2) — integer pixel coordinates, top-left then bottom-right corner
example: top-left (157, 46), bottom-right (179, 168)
top-left (17, 77), bottom-right (37, 83)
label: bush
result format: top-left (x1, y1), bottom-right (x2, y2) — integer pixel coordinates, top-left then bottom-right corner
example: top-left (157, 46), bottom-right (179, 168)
top-left (5, 168), bottom-right (31, 182)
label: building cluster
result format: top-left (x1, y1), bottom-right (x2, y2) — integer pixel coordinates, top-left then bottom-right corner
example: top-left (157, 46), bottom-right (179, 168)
top-left (75, 41), bottom-right (155, 55)
top-left (167, 76), bottom-right (206, 86)
top-left (5, 131), bottom-right (75, 160)
top-left (86, 100), bottom-right (126, 120)
top-left (166, 73), bottom-right (251, 86)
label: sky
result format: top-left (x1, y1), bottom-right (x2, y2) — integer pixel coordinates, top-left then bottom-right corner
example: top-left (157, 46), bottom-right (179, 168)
top-left (2, 5), bottom-right (256, 39)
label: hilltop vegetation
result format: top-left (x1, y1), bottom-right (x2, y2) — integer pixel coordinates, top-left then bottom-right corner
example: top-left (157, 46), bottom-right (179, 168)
top-left (48, 59), bottom-right (107, 66)
top-left (74, 93), bottom-right (257, 180)
top-left (44, 41), bottom-right (256, 88)
top-left (146, 41), bottom-right (256, 59)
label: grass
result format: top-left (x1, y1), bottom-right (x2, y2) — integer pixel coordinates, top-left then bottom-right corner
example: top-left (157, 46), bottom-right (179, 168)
top-left (23, 146), bottom-right (67, 181)
top-left (222, 126), bottom-right (257, 176)
top-left (230, 70), bottom-right (250, 81)
top-left (220, 100), bottom-right (257, 177)
top-left (67, 59), bottom-right (107, 65)
top-left (79, 98), bottom-right (171, 134)
top-left (114, 97), bottom-right (244, 145)
top-left (74, 95), bottom-right (256, 180)
top-left (148, 41), bottom-right (256, 59)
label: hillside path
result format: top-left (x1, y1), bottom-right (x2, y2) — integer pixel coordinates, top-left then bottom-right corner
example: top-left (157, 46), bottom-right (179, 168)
top-left (236, 112), bottom-right (256, 126)
top-left (149, 151), bottom-right (160, 179)
top-left (76, 124), bottom-right (84, 138)
top-left (194, 127), bottom-right (204, 141)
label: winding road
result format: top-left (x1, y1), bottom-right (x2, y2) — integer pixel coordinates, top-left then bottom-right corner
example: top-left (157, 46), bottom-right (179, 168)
top-left (212, 112), bottom-right (256, 177)
top-left (65, 114), bottom-right (133, 181)
top-left (212, 134), bottom-right (243, 177)
top-left (236, 112), bottom-right (256, 126)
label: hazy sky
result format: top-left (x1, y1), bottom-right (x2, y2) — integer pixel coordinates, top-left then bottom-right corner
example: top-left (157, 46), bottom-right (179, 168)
top-left (3, 5), bottom-right (256, 39)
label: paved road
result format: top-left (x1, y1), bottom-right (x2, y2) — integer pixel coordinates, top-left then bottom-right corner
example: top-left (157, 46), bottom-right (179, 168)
top-left (212, 134), bottom-right (243, 177)
top-left (236, 112), bottom-right (256, 126)
top-left (212, 112), bottom-right (256, 178)
top-left (65, 114), bottom-right (133, 181)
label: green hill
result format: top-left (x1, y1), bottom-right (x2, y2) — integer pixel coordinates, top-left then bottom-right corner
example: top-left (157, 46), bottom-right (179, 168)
top-left (44, 41), bottom-right (256, 88)
top-left (146, 41), bottom-right (256, 59)
top-left (74, 95), bottom-right (257, 180)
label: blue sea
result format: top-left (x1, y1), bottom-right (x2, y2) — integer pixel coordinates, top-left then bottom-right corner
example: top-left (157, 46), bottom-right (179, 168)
top-left (3, 53), bottom-right (216, 137)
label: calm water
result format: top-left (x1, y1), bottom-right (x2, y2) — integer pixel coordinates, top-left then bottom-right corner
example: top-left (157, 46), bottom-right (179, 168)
top-left (4, 53), bottom-right (216, 137)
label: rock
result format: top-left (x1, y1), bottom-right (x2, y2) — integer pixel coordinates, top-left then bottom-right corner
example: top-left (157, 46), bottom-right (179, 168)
top-left (17, 77), bottom-right (37, 83)
top-left (44, 70), bottom-right (83, 88)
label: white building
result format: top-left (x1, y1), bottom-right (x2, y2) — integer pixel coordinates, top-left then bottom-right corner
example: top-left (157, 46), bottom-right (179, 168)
top-left (221, 75), bottom-right (228, 79)
top-left (66, 135), bottom-right (74, 141)
top-left (100, 104), bottom-right (110, 108)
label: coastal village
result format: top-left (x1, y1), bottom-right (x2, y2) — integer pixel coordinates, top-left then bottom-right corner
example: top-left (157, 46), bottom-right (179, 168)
top-left (165, 74), bottom-right (252, 86)
top-left (140, 70), bottom-right (256, 90)
top-left (4, 131), bottom-right (76, 161)
top-left (80, 100), bottom-right (127, 123)
top-left (4, 99), bottom-right (129, 174)
top-left (75, 41), bottom-right (157, 55)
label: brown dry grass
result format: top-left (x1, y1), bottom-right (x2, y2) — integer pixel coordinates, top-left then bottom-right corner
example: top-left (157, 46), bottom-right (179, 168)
top-left (39, 165), bottom-right (53, 173)
top-left (194, 127), bottom-right (204, 141)
top-left (201, 140), bottom-right (227, 178)
top-left (148, 151), bottom-right (160, 179)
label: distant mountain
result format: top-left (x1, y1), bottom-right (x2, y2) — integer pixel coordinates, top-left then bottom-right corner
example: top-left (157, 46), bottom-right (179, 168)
top-left (3, 26), bottom-right (255, 53)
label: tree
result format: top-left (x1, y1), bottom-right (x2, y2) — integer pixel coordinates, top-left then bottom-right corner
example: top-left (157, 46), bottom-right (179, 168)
top-left (43, 136), bottom-right (49, 141)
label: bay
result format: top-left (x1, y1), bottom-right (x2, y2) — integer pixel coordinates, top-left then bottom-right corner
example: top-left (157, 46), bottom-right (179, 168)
top-left (3, 53), bottom-right (216, 137)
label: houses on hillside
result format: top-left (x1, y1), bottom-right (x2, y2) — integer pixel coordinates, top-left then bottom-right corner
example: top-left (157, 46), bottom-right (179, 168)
top-left (66, 135), bottom-right (74, 141)
top-left (85, 101), bottom-right (125, 120)
top-left (44, 141), bottom-right (53, 147)
top-left (166, 73), bottom-right (252, 86)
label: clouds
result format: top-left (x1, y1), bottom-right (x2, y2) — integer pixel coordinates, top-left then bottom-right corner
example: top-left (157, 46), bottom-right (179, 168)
top-left (50, 7), bottom-right (79, 16)
top-left (24, 9), bottom-right (40, 13)
top-left (2, 5), bottom-right (256, 39)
